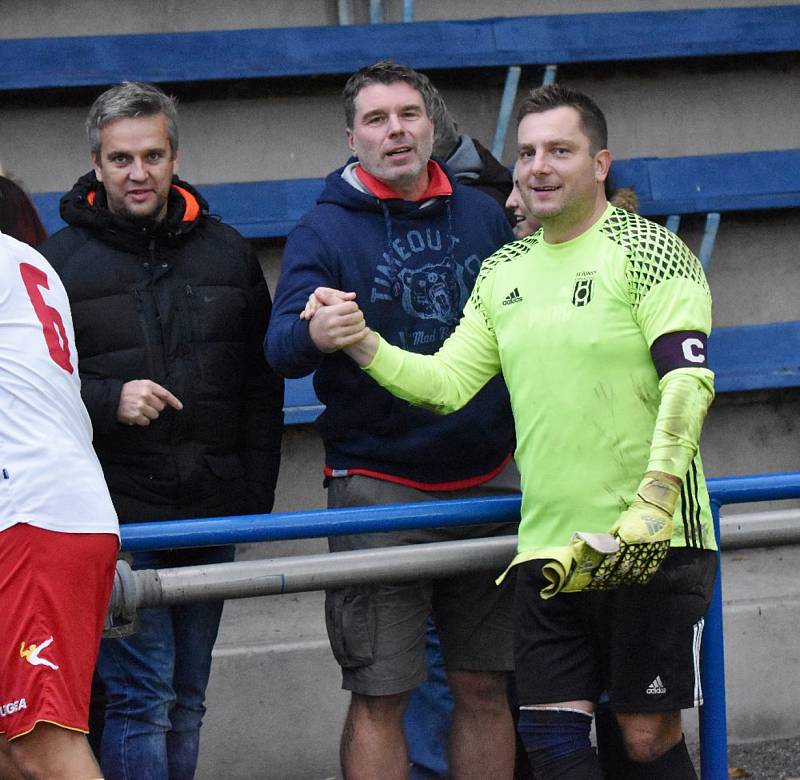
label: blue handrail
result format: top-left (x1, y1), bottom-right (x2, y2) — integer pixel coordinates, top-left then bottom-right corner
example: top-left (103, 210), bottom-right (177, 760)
top-left (121, 494), bottom-right (521, 551)
top-left (120, 472), bottom-right (800, 550)
top-left (120, 471), bottom-right (800, 779)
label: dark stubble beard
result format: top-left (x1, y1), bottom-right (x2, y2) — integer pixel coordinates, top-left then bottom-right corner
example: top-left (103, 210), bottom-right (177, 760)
top-left (115, 191), bottom-right (169, 225)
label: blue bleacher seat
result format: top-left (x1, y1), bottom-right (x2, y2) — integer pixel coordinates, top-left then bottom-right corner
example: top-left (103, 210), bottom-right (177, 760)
top-left (2, 6), bottom-right (799, 90)
top-left (33, 150), bottom-right (800, 238)
top-left (610, 151), bottom-right (800, 217)
top-left (710, 321), bottom-right (800, 394)
top-left (284, 376), bottom-right (324, 426)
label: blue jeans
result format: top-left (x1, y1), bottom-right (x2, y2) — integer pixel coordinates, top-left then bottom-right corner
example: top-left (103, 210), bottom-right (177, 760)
top-left (404, 619), bottom-right (453, 780)
top-left (96, 545), bottom-right (235, 780)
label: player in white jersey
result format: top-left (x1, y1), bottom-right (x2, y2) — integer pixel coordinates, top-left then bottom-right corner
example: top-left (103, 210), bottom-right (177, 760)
top-left (0, 230), bottom-right (119, 779)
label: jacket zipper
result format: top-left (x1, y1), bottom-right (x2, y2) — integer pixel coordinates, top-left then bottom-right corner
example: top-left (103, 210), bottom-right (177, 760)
top-left (133, 288), bottom-right (158, 379)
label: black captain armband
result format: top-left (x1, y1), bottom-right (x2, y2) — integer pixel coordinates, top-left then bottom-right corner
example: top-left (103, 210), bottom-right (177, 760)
top-left (650, 331), bottom-right (708, 378)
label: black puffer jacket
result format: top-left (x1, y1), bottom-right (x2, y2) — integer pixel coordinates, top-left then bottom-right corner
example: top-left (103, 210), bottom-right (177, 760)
top-left (41, 172), bottom-right (283, 523)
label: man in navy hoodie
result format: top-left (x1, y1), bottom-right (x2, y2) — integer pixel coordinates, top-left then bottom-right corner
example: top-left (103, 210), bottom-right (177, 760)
top-left (266, 60), bottom-right (517, 779)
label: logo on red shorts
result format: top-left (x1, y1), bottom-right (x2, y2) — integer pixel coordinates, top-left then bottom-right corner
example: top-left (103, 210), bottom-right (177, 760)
top-left (19, 636), bottom-right (59, 670)
top-left (0, 698), bottom-right (27, 717)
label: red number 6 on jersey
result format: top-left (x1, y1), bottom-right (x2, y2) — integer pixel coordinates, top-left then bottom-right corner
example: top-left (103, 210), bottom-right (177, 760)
top-left (19, 262), bottom-right (74, 374)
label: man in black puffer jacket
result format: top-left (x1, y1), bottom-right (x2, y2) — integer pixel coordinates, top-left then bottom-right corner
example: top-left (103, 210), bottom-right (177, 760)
top-left (40, 81), bottom-right (283, 780)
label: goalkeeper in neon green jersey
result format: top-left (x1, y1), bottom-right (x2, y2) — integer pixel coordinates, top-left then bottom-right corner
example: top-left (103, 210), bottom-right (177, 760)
top-left (301, 84), bottom-right (716, 779)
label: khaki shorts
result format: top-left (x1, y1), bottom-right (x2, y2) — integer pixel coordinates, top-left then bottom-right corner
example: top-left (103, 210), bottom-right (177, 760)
top-left (325, 465), bottom-right (519, 696)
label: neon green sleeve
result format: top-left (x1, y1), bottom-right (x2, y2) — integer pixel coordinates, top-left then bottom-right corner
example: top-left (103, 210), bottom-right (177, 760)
top-left (364, 298), bottom-right (502, 414)
top-left (620, 221), bottom-right (714, 479)
top-left (647, 367), bottom-right (715, 477)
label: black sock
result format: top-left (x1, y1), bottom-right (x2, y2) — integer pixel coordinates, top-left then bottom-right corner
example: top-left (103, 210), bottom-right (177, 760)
top-left (534, 747), bottom-right (603, 780)
top-left (594, 708), bottom-right (630, 779)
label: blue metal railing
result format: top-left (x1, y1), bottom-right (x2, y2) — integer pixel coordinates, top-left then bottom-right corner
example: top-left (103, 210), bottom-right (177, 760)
top-left (120, 472), bottom-right (800, 780)
top-left (698, 473), bottom-right (800, 779)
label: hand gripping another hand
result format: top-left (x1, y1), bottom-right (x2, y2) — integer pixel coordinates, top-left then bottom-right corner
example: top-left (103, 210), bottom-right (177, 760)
top-left (299, 286), bottom-right (368, 354)
top-left (541, 471), bottom-right (680, 598)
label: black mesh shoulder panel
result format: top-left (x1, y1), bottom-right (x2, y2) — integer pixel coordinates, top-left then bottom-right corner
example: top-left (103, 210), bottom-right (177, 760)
top-left (600, 208), bottom-right (710, 313)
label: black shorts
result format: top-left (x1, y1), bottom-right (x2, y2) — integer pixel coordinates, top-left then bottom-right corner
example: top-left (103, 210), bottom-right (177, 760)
top-left (514, 547), bottom-right (717, 713)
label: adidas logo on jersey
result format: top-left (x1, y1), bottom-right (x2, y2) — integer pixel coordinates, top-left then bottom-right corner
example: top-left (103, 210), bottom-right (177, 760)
top-left (646, 676), bottom-right (667, 695)
top-left (502, 287), bottom-right (523, 305)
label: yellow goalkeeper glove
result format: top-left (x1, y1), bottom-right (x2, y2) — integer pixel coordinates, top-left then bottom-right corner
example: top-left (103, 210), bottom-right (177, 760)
top-left (584, 471), bottom-right (678, 590)
top-left (542, 472), bottom-right (679, 597)
top-left (540, 532), bottom-right (618, 598)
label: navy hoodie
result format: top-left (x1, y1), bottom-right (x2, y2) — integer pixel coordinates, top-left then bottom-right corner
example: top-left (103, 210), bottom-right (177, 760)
top-left (266, 162), bottom-right (515, 486)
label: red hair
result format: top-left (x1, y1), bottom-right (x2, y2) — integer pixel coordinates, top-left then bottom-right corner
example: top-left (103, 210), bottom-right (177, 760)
top-left (0, 176), bottom-right (47, 247)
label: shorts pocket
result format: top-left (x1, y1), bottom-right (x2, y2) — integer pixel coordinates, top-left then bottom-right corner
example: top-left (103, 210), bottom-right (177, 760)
top-left (325, 586), bottom-right (377, 669)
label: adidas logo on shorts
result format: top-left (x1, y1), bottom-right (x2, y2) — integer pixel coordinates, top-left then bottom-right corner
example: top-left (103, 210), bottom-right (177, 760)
top-left (502, 287), bottom-right (523, 305)
top-left (646, 675), bottom-right (667, 695)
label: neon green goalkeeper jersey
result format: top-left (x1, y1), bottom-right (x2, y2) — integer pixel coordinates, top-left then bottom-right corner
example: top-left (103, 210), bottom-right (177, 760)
top-left (366, 203), bottom-right (717, 560)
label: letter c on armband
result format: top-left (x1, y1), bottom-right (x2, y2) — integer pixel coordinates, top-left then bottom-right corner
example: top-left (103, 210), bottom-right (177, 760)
top-left (651, 331), bottom-right (708, 378)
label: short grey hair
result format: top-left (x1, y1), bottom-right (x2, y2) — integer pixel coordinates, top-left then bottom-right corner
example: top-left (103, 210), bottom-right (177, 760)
top-left (86, 81), bottom-right (179, 157)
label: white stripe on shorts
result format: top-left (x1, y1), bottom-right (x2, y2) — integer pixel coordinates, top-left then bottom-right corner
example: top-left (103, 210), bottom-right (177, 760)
top-left (693, 617), bottom-right (705, 706)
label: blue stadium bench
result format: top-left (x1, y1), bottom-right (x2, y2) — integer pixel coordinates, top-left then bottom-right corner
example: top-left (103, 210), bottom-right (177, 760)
top-left (283, 376), bottom-right (324, 427)
top-left (33, 149), bottom-right (800, 239)
top-left (2, 6), bottom-right (799, 90)
top-left (710, 321), bottom-right (800, 394)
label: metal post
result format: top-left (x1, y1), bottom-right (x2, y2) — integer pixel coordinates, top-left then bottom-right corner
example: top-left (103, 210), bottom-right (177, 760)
top-left (699, 500), bottom-right (729, 779)
top-left (337, 0), bottom-right (354, 25)
top-left (666, 214), bottom-right (681, 234)
top-left (109, 537), bottom-right (517, 614)
top-left (491, 65), bottom-right (521, 161)
top-left (369, 0), bottom-right (384, 23)
top-left (542, 64), bottom-right (558, 86)
top-left (699, 212), bottom-right (721, 271)
top-left (403, 0), bottom-right (414, 22)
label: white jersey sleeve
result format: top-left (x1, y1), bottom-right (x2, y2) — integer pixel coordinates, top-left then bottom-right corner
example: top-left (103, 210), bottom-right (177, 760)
top-left (0, 231), bottom-right (118, 536)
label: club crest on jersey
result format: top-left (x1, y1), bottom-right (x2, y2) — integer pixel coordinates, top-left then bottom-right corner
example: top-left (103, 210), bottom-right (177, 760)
top-left (571, 271), bottom-right (596, 307)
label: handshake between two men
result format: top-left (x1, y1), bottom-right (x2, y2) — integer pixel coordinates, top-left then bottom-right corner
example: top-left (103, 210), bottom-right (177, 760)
top-left (300, 286), bottom-right (680, 598)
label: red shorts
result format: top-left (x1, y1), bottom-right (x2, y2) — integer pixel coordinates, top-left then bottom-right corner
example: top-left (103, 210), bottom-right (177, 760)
top-left (0, 524), bottom-right (117, 740)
